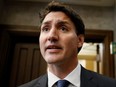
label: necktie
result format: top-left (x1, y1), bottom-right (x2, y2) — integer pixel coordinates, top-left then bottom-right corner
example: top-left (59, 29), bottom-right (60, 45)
top-left (57, 80), bottom-right (69, 87)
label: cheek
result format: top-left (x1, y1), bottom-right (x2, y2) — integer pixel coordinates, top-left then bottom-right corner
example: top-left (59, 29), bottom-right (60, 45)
top-left (39, 36), bottom-right (42, 47)
top-left (63, 35), bottom-right (78, 51)
top-left (39, 35), bottom-right (45, 52)
top-left (67, 40), bottom-right (77, 50)
top-left (39, 34), bottom-right (46, 44)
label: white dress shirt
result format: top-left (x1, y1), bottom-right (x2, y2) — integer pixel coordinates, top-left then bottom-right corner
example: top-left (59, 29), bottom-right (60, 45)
top-left (48, 63), bottom-right (81, 87)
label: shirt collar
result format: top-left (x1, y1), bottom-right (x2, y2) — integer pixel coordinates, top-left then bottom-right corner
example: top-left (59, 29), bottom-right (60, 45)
top-left (48, 70), bottom-right (60, 87)
top-left (48, 63), bottom-right (81, 87)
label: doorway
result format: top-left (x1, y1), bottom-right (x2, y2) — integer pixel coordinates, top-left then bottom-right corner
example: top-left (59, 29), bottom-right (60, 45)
top-left (79, 42), bottom-right (103, 74)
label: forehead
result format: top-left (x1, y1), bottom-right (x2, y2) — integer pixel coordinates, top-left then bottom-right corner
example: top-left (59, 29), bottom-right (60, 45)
top-left (42, 11), bottom-right (72, 24)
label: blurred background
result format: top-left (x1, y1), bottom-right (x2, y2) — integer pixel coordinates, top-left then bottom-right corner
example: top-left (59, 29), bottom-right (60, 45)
top-left (0, 0), bottom-right (116, 87)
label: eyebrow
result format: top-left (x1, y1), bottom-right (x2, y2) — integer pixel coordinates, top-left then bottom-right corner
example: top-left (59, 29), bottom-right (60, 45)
top-left (41, 21), bottom-right (51, 25)
top-left (57, 20), bottom-right (69, 25)
top-left (41, 20), bottom-right (70, 27)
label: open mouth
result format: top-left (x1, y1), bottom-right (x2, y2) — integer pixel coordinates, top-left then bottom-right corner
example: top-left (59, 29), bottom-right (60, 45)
top-left (46, 45), bottom-right (62, 49)
top-left (46, 45), bottom-right (62, 51)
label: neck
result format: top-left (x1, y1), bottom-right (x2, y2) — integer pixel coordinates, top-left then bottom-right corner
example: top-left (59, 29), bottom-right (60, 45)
top-left (48, 60), bottom-right (78, 79)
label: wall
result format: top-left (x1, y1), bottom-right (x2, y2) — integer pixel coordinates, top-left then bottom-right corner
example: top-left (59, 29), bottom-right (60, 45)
top-left (72, 5), bottom-right (114, 30)
top-left (0, 1), bottom-right (115, 77)
top-left (0, 2), bottom-right (114, 29)
top-left (0, 0), bottom-right (4, 17)
top-left (0, 2), bottom-right (46, 26)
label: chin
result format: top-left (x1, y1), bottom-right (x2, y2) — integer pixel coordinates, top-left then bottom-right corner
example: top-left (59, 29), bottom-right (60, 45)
top-left (45, 57), bottom-right (63, 64)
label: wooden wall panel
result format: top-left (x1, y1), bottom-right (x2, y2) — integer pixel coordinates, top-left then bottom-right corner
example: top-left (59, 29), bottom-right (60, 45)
top-left (9, 43), bottom-right (47, 87)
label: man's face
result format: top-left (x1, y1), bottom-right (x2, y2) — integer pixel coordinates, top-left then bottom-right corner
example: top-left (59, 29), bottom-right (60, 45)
top-left (39, 12), bottom-right (83, 65)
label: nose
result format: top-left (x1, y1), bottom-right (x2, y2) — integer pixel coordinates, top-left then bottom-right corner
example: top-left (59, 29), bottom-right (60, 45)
top-left (47, 28), bottom-right (59, 43)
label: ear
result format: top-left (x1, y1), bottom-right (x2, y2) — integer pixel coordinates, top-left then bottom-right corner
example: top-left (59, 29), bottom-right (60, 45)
top-left (77, 34), bottom-right (84, 48)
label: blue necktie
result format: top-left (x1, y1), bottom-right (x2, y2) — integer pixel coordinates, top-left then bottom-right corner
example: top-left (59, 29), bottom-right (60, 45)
top-left (57, 80), bottom-right (69, 87)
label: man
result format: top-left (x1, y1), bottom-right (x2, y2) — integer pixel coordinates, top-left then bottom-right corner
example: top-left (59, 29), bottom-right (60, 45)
top-left (19, 1), bottom-right (116, 87)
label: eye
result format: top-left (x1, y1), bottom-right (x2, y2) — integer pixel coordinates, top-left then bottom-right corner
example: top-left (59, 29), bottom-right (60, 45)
top-left (60, 25), bottom-right (68, 32)
top-left (41, 26), bottom-right (50, 32)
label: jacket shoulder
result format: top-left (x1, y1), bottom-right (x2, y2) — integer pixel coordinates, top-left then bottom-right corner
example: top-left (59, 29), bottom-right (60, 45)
top-left (18, 74), bottom-right (48, 87)
top-left (81, 66), bottom-right (116, 87)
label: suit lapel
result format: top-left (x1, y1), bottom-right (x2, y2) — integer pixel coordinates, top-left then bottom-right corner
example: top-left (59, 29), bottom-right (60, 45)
top-left (37, 74), bottom-right (48, 87)
top-left (80, 66), bottom-right (98, 87)
top-left (36, 66), bottom-right (98, 87)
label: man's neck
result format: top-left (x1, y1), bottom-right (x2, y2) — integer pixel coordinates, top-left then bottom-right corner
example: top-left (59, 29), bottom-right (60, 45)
top-left (48, 60), bottom-right (78, 79)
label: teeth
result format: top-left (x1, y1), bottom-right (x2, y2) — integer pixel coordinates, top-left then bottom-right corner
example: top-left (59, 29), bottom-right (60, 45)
top-left (52, 46), bottom-right (56, 48)
top-left (47, 46), bottom-right (60, 49)
top-left (50, 46), bottom-right (57, 49)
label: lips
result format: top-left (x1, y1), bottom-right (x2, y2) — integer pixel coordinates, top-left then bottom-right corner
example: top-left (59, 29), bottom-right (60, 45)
top-left (45, 45), bottom-right (62, 52)
top-left (46, 45), bottom-right (62, 49)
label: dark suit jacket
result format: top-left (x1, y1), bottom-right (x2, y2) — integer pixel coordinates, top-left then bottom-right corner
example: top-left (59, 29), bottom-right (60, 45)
top-left (19, 66), bottom-right (116, 87)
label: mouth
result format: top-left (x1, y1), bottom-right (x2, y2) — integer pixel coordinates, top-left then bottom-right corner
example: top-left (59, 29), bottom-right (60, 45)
top-left (45, 45), bottom-right (62, 52)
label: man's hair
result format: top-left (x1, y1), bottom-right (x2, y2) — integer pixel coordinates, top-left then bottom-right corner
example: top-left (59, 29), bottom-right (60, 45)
top-left (39, 1), bottom-right (85, 52)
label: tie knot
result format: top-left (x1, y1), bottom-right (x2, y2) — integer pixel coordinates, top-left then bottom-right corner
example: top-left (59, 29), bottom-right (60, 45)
top-left (57, 80), bottom-right (69, 87)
